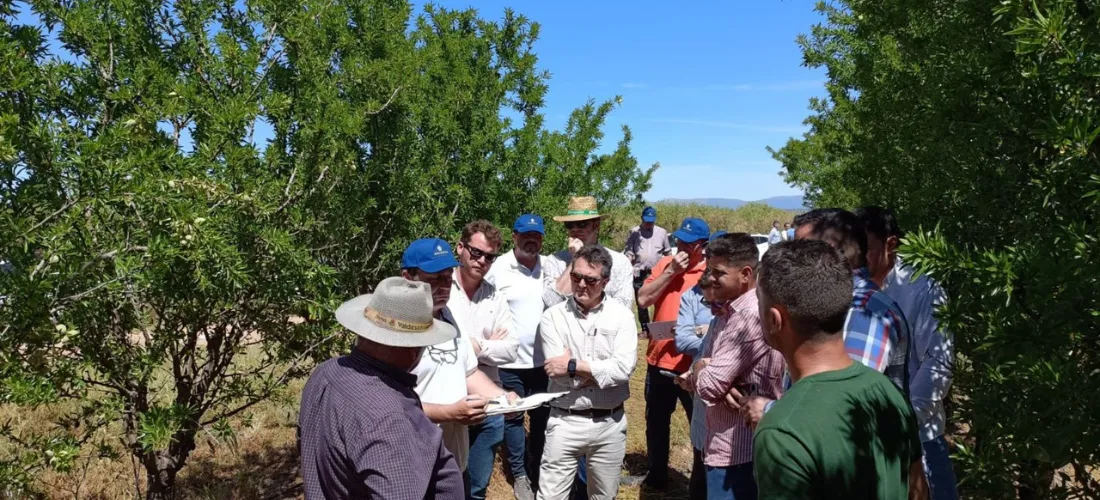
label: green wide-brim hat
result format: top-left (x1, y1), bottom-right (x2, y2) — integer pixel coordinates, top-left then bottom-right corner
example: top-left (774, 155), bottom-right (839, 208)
top-left (552, 196), bottom-right (611, 222)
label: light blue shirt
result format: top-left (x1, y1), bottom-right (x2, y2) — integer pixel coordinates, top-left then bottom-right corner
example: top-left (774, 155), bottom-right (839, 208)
top-left (768, 227), bottom-right (782, 245)
top-left (883, 258), bottom-right (954, 443)
top-left (675, 285), bottom-right (717, 451)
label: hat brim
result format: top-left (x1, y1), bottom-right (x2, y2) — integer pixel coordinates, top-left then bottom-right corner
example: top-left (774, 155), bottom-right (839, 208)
top-left (673, 230), bottom-right (707, 243)
top-left (514, 227), bottom-right (545, 234)
top-left (642, 215), bottom-right (657, 223)
top-left (416, 257), bottom-right (460, 274)
top-left (336, 294), bottom-right (457, 348)
top-left (552, 214), bottom-right (610, 222)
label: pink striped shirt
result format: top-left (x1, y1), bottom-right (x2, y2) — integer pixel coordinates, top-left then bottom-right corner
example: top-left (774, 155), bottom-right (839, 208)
top-left (694, 289), bottom-right (785, 467)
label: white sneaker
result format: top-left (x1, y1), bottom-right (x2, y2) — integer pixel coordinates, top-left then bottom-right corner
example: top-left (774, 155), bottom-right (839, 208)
top-left (513, 475), bottom-right (535, 500)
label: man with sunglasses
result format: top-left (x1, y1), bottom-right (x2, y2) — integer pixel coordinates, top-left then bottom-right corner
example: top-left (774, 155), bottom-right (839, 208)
top-left (544, 196), bottom-right (634, 310)
top-left (448, 221), bottom-right (521, 500)
top-left (539, 245), bottom-right (637, 500)
top-left (401, 238), bottom-right (519, 497)
top-left (630, 217), bottom-right (710, 490)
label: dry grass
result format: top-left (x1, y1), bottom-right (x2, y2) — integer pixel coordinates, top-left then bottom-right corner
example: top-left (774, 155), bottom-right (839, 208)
top-left (604, 201), bottom-right (796, 246)
top-left (1, 340), bottom-right (690, 499)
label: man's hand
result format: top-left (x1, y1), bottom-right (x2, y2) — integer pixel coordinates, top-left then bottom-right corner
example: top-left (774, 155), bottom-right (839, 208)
top-left (567, 237), bottom-right (584, 256)
top-left (692, 358), bottom-right (710, 377)
top-left (723, 386), bottom-right (744, 411)
top-left (675, 372), bottom-right (694, 393)
top-left (504, 391), bottom-right (520, 405)
top-left (740, 396), bottom-right (771, 430)
top-left (450, 396), bottom-right (487, 425)
top-left (544, 348), bottom-right (573, 378)
top-left (668, 251), bottom-right (691, 275)
top-left (694, 324), bottom-right (709, 337)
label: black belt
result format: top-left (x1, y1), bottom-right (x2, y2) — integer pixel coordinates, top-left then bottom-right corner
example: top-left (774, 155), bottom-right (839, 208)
top-left (554, 404), bottom-right (625, 418)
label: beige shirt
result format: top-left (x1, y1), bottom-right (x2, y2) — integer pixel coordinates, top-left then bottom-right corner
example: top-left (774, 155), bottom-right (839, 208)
top-left (447, 274), bottom-right (519, 383)
top-left (540, 297), bottom-right (637, 410)
top-left (542, 247), bottom-right (634, 310)
top-left (412, 307), bottom-right (479, 471)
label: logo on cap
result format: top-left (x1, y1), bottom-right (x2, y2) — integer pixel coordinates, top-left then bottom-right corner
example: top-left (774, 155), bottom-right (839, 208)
top-left (686, 223), bottom-right (692, 230)
top-left (531, 218), bottom-right (536, 224)
top-left (435, 245), bottom-right (445, 254)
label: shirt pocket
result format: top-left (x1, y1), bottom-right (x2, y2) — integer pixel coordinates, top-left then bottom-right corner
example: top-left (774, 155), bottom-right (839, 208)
top-left (592, 328), bottom-right (617, 360)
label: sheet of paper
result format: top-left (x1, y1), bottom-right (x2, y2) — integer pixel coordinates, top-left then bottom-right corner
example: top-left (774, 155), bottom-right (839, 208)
top-left (646, 320), bottom-right (676, 342)
top-left (485, 391), bottom-right (569, 415)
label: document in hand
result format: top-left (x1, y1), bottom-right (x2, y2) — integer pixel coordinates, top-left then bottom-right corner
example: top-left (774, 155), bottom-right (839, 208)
top-left (647, 320), bottom-right (676, 342)
top-left (485, 392), bottom-right (569, 416)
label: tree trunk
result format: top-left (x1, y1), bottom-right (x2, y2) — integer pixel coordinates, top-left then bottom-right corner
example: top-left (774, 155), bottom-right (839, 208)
top-left (144, 463), bottom-right (178, 500)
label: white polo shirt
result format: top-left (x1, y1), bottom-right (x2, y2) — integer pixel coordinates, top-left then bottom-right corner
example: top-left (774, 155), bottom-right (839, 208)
top-left (412, 307), bottom-right (478, 471)
top-left (486, 251), bottom-right (547, 369)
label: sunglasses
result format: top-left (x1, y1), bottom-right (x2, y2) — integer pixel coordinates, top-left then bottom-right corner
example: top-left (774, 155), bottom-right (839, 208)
top-left (463, 244), bottom-right (499, 263)
top-left (564, 220), bottom-right (592, 230)
top-left (569, 271), bottom-right (603, 286)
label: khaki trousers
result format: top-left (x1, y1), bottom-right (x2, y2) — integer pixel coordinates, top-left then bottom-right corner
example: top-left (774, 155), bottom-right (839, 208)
top-left (538, 408), bottom-right (628, 500)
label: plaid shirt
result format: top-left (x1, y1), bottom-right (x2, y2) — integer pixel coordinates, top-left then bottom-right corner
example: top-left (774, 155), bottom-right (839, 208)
top-left (848, 267), bottom-right (910, 395)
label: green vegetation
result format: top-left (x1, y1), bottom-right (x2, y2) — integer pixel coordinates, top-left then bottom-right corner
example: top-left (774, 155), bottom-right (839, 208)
top-left (603, 202), bottom-right (794, 247)
top-left (773, 0), bottom-right (1100, 497)
top-left (0, 0), bottom-right (652, 497)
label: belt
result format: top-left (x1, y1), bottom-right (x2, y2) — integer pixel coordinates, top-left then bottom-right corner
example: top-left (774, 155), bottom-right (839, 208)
top-left (554, 404), bottom-right (625, 418)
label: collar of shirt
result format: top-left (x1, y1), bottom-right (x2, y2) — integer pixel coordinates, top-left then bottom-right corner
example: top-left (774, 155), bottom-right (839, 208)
top-left (504, 250), bottom-right (541, 275)
top-left (567, 295), bottom-right (606, 317)
top-left (347, 348), bottom-right (418, 387)
top-left (451, 272), bottom-right (493, 303)
top-left (720, 287), bottom-right (758, 316)
top-left (852, 266), bottom-right (878, 292)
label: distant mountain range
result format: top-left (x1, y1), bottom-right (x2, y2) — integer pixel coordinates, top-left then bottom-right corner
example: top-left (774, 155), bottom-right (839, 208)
top-left (660, 195), bottom-right (806, 211)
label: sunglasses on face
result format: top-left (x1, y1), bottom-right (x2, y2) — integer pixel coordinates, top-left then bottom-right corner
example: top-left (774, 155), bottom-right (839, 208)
top-left (569, 271), bottom-right (603, 286)
top-left (564, 221), bottom-right (591, 230)
top-left (463, 243), bottom-right (499, 263)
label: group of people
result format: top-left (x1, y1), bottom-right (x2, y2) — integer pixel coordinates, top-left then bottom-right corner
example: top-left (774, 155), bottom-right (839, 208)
top-left (298, 196), bottom-right (959, 500)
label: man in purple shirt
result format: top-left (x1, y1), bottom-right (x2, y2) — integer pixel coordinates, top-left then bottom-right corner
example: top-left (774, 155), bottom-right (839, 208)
top-left (299, 277), bottom-right (465, 499)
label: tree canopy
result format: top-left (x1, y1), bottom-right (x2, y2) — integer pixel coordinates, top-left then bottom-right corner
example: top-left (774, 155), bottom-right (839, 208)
top-left (0, 0), bottom-right (653, 496)
top-left (773, 0), bottom-right (1100, 497)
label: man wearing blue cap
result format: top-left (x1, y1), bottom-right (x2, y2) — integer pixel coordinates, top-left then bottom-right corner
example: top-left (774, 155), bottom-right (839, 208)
top-left (624, 206), bottom-right (671, 332)
top-left (485, 215), bottom-right (550, 500)
top-left (633, 217), bottom-right (710, 490)
top-left (401, 238), bottom-right (519, 496)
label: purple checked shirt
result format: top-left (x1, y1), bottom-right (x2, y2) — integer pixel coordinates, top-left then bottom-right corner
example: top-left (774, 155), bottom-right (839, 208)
top-left (298, 349), bottom-right (465, 500)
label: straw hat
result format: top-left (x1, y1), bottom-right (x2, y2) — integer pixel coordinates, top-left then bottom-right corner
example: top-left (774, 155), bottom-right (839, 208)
top-left (335, 277), bottom-right (456, 347)
top-left (552, 196), bottom-right (611, 222)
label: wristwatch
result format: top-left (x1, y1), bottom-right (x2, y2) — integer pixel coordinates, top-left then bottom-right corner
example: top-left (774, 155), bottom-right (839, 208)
top-left (567, 359), bottom-right (577, 378)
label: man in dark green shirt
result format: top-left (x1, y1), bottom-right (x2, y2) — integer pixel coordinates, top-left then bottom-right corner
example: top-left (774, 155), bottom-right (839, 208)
top-left (752, 240), bottom-right (927, 499)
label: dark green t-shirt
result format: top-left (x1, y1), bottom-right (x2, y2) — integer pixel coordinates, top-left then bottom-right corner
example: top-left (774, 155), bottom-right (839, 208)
top-left (753, 362), bottom-right (922, 499)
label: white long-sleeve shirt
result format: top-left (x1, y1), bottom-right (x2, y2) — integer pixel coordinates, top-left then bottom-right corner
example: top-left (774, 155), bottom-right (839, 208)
top-left (540, 297), bottom-right (637, 410)
top-left (447, 274), bottom-right (519, 383)
top-left (883, 258), bottom-right (954, 443)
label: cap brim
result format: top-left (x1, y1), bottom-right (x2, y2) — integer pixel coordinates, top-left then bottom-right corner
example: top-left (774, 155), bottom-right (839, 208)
top-left (673, 231), bottom-right (706, 243)
top-left (642, 216), bottom-right (657, 223)
top-left (552, 214), bottom-right (610, 222)
top-left (336, 294), bottom-right (457, 348)
top-left (514, 227), bottom-right (545, 234)
top-left (417, 257), bottom-right (460, 273)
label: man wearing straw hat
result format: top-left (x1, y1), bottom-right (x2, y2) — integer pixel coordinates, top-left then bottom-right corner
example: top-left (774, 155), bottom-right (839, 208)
top-left (544, 196), bottom-right (634, 310)
top-left (298, 277), bottom-right (465, 499)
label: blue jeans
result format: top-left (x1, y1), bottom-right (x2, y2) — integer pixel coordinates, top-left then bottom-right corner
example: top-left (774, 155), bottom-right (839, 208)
top-left (499, 367), bottom-right (550, 483)
top-left (923, 436), bottom-right (959, 500)
top-left (645, 364), bottom-right (694, 486)
top-left (706, 462), bottom-right (757, 500)
top-left (468, 415), bottom-right (505, 500)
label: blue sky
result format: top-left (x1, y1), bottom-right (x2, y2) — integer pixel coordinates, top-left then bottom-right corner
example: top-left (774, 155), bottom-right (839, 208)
top-left (425, 0), bottom-right (826, 202)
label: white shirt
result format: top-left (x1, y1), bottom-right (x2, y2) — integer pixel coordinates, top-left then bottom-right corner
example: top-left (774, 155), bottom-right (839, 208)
top-left (883, 258), bottom-right (954, 442)
top-left (486, 251), bottom-right (547, 369)
top-left (768, 227), bottom-right (782, 245)
top-left (540, 297), bottom-right (637, 410)
top-left (542, 246), bottom-right (634, 310)
top-left (412, 307), bottom-right (478, 470)
top-left (447, 273), bottom-right (519, 383)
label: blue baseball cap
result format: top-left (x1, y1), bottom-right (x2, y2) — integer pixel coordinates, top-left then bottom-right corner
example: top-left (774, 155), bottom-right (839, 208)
top-left (401, 238), bottom-right (459, 273)
top-left (672, 217), bottom-right (710, 243)
top-left (513, 214), bottom-right (545, 235)
top-left (709, 230), bottom-right (728, 242)
top-left (641, 206), bottom-right (657, 223)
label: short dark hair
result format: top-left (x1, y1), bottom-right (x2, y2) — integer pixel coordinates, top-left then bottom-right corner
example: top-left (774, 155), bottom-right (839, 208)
top-left (461, 220), bottom-right (504, 249)
top-left (574, 245), bottom-right (612, 279)
top-left (854, 206), bottom-right (903, 241)
top-left (705, 232), bottom-right (759, 268)
top-left (793, 208), bottom-right (867, 269)
top-left (758, 240), bottom-right (853, 341)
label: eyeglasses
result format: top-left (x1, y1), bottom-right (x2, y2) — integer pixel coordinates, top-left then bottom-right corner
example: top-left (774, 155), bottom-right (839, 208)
top-left (462, 244), bottom-right (499, 263)
top-left (564, 220), bottom-right (591, 230)
top-left (569, 271), bottom-right (603, 286)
